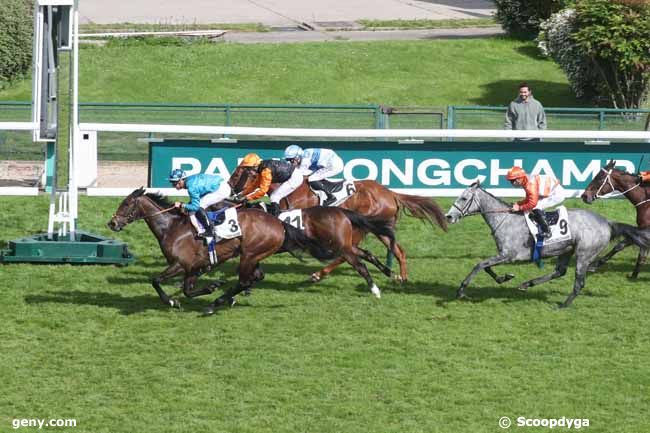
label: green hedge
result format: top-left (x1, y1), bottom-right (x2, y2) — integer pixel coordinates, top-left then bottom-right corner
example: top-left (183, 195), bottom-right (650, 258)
top-left (494, 0), bottom-right (567, 39)
top-left (0, 0), bottom-right (33, 89)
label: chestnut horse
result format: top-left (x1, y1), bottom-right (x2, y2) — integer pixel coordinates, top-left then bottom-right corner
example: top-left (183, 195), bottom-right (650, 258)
top-left (581, 160), bottom-right (650, 278)
top-left (229, 167), bottom-right (448, 282)
top-left (108, 188), bottom-right (396, 314)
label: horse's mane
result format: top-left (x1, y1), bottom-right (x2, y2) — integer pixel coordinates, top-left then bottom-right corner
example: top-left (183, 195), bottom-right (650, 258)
top-left (144, 192), bottom-right (175, 209)
top-left (478, 184), bottom-right (510, 206)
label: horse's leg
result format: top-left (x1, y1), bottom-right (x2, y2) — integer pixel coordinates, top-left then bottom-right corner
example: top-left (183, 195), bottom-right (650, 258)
top-left (518, 252), bottom-right (572, 291)
top-left (560, 250), bottom-right (599, 308)
top-left (151, 262), bottom-right (185, 308)
top-left (357, 247), bottom-right (394, 278)
top-left (484, 267), bottom-right (515, 284)
top-left (182, 274), bottom-right (219, 298)
top-left (204, 257), bottom-right (259, 316)
top-left (588, 238), bottom-right (631, 272)
top-left (243, 263), bottom-right (265, 295)
top-left (311, 257), bottom-right (346, 282)
top-left (457, 255), bottom-right (509, 299)
top-left (630, 248), bottom-right (648, 279)
top-left (344, 248), bottom-right (381, 298)
top-left (377, 235), bottom-right (407, 283)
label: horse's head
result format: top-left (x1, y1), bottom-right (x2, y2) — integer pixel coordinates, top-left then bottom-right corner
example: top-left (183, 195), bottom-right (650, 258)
top-left (108, 187), bottom-right (147, 231)
top-left (446, 181), bottom-right (482, 224)
top-left (228, 164), bottom-right (259, 196)
top-left (581, 160), bottom-right (618, 204)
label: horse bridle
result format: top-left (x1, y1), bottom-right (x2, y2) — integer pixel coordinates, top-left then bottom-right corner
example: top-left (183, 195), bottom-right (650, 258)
top-left (452, 193), bottom-right (480, 218)
top-left (112, 199), bottom-right (175, 224)
top-left (594, 168), bottom-right (649, 206)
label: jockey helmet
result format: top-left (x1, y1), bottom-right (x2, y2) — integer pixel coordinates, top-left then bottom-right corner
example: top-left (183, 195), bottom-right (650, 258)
top-left (506, 166), bottom-right (527, 181)
top-left (168, 168), bottom-right (188, 182)
top-left (284, 145), bottom-right (303, 160)
top-left (240, 153), bottom-right (262, 167)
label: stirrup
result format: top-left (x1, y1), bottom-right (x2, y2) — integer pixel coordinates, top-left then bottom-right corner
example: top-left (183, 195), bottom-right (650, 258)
top-left (323, 196), bottom-right (335, 206)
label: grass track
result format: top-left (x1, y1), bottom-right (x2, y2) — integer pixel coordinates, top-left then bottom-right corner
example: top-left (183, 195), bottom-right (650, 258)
top-left (1, 196), bottom-right (649, 433)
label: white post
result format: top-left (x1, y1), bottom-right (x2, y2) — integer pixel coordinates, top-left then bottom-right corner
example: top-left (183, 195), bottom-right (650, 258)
top-left (68, 0), bottom-right (79, 239)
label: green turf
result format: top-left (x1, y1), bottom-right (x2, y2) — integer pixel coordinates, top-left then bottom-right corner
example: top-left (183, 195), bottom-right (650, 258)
top-left (0, 37), bottom-right (577, 107)
top-left (1, 196), bottom-right (648, 433)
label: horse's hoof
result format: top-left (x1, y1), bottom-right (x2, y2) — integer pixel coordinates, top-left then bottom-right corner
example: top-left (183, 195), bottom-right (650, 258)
top-left (242, 289), bottom-right (252, 296)
top-left (169, 298), bottom-right (182, 309)
top-left (497, 273), bottom-right (515, 284)
top-left (208, 280), bottom-right (225, 291)
top-left (229, 297), bottom-right (237, 307)
top-left (518, 283), bottom-right (530, 292)
top-left (202, 305), bottom-right (216, 316)
top-left (392, 274), bottom-right (406, 284)
top-left (310, 273), bottom-right (321, 283)
top-left (370, 284), bottom-right (381, 299)
top-left (456, 292), bottom-right (468, 301)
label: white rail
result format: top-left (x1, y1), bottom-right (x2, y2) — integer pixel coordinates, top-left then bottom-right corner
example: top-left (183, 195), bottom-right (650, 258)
top-left (0, 122), bottom-right (38, 131)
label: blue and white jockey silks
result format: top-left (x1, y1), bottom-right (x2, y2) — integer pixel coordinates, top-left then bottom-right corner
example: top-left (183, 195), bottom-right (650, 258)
top-left (183, 173), bottom-right (231, 212)
top-left (298, 148), bottom-right (344, 181)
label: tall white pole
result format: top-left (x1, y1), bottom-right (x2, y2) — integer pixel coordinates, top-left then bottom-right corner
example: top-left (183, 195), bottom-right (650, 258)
top-left (69, 0), bottom-right (79, 239)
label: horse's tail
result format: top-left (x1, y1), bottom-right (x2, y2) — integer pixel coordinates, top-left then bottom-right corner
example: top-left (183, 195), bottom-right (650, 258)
top-left (394, 193), bottom-right (448, 232)
top-left (281, 222), bottom-right (336, 261)
top-left (610, 222), bottom-right (650, 249)
top-left (340, 208), bottom-right (396, 249)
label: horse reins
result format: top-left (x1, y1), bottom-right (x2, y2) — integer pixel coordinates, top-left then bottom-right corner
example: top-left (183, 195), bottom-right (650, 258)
top-left (594, 168), bottom-right (649, 207)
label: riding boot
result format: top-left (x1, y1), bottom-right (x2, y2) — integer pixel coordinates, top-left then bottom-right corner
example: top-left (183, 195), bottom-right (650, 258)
top-left (195, 208), bottom-right (214, 239)
top-left (531, 208), bottom-right (551, 239)
top-left (267, 202), bottom-right (280, 217)
top-left (309, 180), bottom-right (335, 205)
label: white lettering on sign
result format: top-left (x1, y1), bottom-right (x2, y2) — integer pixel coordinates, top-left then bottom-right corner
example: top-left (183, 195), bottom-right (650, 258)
top-left (204, 158), bottom-right (231, 178)
top-left (454, 159), bottom-right (487, 185)
top-left (172, 157), bottom-right (201, 176)
top-left (417, 159), bottom-right (450, 186)
top-left (382, 159), bottom-right (414, 186)
top-left (171, 157), bottom-right (638, 188)
top-left (344, 158), bottom-right (378, 181)
top-left (530, 159), bottom-right (557, 178)
top-left (491, 159), bottom-right (523, 185)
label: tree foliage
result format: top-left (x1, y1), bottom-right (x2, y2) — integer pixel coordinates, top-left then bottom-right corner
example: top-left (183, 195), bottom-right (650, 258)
top-left (494, 0), bottom-right (567, 39)
top-left (572, 0), bottom-right (650, 108)
top-left (0, 0), bottom-right (33, 89)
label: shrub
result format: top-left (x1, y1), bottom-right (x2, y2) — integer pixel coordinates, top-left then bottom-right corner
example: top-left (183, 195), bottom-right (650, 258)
top-left (537, 9), bottom-right (599, 100)
top-left (0, 0), bottom-right (33, 89)
top-left (494, 0), bottom-right (567, 39)
top-left (573, 0), bottom-right (650, 108)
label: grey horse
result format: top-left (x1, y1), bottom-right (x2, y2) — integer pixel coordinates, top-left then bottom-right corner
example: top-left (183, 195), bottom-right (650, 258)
top-left (445, 182), bottom-right (650, 308)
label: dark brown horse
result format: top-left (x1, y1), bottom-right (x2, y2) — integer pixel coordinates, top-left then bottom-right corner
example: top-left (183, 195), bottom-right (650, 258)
top-left (283, 206), bottom-right (397, 298)
top-left (582, 160), bottom-right (650, 278)
top-left (108, 188), bottom-right (396, 314)
top-left (229, 168), bottom-right (448, 282)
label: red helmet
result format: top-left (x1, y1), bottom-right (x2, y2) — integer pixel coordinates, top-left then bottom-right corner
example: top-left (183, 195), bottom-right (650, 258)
top-left (506, 166), bottom-right (527, 181)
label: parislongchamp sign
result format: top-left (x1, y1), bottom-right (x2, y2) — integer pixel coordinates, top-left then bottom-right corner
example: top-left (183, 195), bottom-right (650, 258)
top-left (148, 139), bottom-right (648, 197)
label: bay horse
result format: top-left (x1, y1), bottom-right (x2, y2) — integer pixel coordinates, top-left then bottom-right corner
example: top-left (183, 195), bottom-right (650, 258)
top-left (581, 160), bottom-right (650, 278)
top-left (228, 166), bottom-right (448, 282)
top-left (108, 188), bottom-right (396, 314)
top-left (445, 182), bottom-right (650, 308)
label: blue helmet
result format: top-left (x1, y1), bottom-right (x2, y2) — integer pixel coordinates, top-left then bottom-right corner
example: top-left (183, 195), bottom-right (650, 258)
top-left (168, 168), bottom-right (188, 182)
top-left (284, 145), bottom-right (303, 160)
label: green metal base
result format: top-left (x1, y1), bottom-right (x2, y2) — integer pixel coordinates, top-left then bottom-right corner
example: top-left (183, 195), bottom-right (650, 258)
top-left (0, 230), bottom-right (135, 265)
